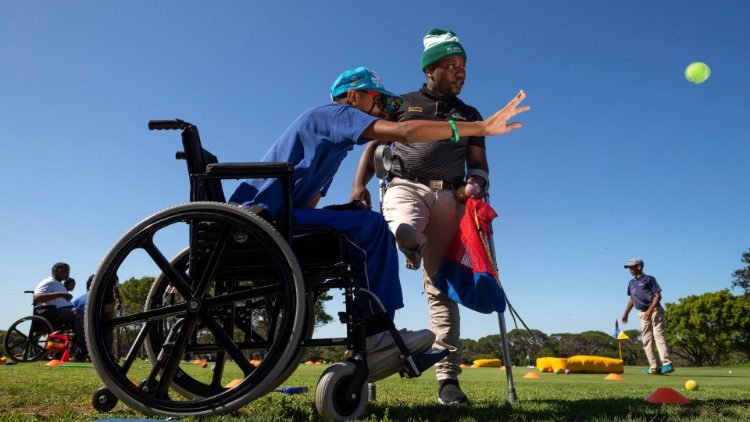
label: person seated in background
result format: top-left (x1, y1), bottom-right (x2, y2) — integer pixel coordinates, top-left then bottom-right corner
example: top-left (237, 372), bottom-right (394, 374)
top-left (64, 277), bottom-right (76, 294)
top-left (76, 274), bottom-right (121, 359)
top-left (71, 277), bottom-right (91, 360)
top-left (33, 262), bottom-right (76, 328)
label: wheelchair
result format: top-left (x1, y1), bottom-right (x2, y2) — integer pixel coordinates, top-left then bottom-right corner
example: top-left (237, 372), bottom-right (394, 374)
top-left (3, 291), bottom-right (80, 363)
top-left (85, 119), bottom-right (446, 420)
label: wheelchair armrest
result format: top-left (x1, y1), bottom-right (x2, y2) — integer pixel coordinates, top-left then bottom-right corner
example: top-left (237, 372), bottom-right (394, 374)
top-left (34, 304), bottom-right (57, 315)
top-left (205, 162), bottom-right (294, 179)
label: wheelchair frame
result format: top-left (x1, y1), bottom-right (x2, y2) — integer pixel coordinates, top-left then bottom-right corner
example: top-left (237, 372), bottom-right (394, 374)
top-left (85, 119), bottom-right (439, 420)
top-left (3, 291), bottom-right (78, 363)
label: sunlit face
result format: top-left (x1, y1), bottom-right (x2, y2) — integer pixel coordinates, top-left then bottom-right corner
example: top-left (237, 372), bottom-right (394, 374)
top-left (427, 55), bottom-right (466, 96)
top-left (54, 266), bottom-right (70, 281)
top-left (627, 265), bottom-right (643, 277)
top-left (352, 90), bottom-right (386, 118)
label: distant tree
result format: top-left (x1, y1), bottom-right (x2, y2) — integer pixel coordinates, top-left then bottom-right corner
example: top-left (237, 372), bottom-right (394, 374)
top-left (119, 276), bottom-right (155, 316)
top-left (549, 331), bottom-right (617, 358)
top-left (312, 291), bottom-right (333, 327)
top-left (474, 334), bottom-right (504, 359)
top-left (665, 290), bottom-right (750, 366)
top-left (731, 248), bottom-right (750, 294)
top-left (459, 338), bottom-right (479, 364)
top-left (507, 328), bottom-right (548, 366)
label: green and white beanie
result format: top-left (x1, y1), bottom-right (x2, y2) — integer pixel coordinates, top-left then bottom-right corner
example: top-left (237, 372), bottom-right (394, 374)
top-left (420, 28), bottom-right (467, 70)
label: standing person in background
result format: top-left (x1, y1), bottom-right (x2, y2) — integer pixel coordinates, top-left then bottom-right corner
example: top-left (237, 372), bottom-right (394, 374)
top-left (621, 258), bottom-right (675, 375)
top-left (351, 28), bottom-right (524, 405)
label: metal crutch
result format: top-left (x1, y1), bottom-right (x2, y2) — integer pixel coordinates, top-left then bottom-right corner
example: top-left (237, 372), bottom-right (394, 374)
top-left (473, 191), bottom-right (518, 403)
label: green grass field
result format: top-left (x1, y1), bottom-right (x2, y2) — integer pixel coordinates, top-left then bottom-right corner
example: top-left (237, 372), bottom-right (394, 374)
top-left (0, 361), bottom-right (748, 421)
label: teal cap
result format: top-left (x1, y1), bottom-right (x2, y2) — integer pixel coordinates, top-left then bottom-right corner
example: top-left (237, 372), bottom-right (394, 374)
top-left (330, 67), bottom-right (401, 100)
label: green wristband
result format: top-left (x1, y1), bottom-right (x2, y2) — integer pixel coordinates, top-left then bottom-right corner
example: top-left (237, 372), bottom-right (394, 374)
top-left (448, 119), bottom-right (460, 143)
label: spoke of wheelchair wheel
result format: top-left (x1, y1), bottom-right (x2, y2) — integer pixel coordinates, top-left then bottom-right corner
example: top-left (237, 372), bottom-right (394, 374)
top-left (193, 223), bottom-right (232, 298)
top-left (122, 321), bottom-right (153, 373)
top-left (100, 302), bottom-right (188, 330)
top-left (265, 296), bottom-right (279, 342)
top-left (199, 311), bottom-right (255, 375)
top-left (210, 351), bottom-right (227, 392)
top-left (142, 239), bottom-right (194, 299)
top-left (149, 317), bottom-right (198, 398)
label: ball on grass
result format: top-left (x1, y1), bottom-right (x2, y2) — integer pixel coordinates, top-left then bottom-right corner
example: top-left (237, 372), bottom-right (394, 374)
top-left (685, 379), bottom-right (699, 391)
top-left (564, 369), bottom-right (571, 375)
top-left (685, 62), bottom-right (710, 84)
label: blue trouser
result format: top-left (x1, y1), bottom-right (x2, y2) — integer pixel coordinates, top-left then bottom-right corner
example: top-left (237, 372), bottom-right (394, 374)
top-left (292, 208), bottom-right (403, 320)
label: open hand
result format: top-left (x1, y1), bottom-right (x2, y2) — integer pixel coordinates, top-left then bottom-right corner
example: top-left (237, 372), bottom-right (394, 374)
top-left (483, 90), bottom-right (530, 136)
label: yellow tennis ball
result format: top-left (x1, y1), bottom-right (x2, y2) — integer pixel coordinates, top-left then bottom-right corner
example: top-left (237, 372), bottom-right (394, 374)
top-left (685, 379), bottom-right (699, 391)
top-left (685, 62), bottom-right (710, 84)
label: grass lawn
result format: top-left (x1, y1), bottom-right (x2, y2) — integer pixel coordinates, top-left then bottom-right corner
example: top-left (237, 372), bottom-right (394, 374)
top-left (0, 361), bottom-right (748, 421)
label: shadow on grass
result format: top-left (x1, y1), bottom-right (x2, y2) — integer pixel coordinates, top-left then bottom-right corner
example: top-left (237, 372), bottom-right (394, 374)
top-left (366, 397), bottom-right (750, 422)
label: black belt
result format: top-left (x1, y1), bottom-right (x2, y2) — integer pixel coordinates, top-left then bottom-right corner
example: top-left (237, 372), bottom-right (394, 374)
top-left (396, 176), bottom-right (457, 190)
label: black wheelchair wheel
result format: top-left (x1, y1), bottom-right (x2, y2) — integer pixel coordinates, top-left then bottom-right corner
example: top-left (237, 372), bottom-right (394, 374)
top-left (143, 249), bottom-right (316, 401)
top-left (315, 362), bottom-right (369, 422)
top-left (3, 316), bottom-right (54, 362)
top-left (85, 202), bottom-right (306, 417)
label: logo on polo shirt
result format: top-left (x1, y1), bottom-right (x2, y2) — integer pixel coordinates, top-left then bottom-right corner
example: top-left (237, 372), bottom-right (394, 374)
top-left (408, 106), bottom-right (423, 113)
top-left (450, 112), bottom-right (466, 120)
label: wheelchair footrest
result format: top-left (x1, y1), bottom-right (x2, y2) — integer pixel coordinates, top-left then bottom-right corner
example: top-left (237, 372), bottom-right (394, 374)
top-left (400, 348), bottom-right (449, 379)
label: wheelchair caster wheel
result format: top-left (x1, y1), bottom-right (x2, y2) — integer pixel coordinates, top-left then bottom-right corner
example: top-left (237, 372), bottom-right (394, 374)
top-left (91, 387), bottom-right (118, 412)
top-left (315, 362), bottom-right (368, 422)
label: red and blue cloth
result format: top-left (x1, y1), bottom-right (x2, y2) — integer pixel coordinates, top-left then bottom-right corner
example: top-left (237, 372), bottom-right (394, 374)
top-left (434, 198), bottom-right (506, 314)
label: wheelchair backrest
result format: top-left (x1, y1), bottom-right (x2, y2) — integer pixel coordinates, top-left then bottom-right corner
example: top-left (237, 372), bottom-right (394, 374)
top-left (177, 124), bottom-right (226, 203)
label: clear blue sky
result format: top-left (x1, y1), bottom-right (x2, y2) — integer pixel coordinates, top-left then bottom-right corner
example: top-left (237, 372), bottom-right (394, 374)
top-left (2, 1), bottom-right (748, 341)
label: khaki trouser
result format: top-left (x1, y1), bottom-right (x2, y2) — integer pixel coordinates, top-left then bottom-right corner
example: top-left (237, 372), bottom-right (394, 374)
top-left (382, 177), bottom-right (464, 381)
top-left (638, 305), bottom-right (671, 370)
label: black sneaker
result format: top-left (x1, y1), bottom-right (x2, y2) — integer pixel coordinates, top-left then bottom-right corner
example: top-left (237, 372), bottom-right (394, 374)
top-left (438, 379), bottom-right (468, 405)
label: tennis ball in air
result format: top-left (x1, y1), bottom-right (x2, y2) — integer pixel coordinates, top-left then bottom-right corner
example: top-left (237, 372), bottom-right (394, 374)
top-left (685, 379), bottom-right (699, 391)
top-left (685, 62), bottom-right (710, 84)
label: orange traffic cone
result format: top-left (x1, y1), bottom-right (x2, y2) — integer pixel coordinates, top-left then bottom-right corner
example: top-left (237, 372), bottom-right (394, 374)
top-left (644, 387), bottom-right (690, 405)
top-left (46, 359), bottom-right (63, 367)
top-left (604, 373), bottom-right (623, 381)
top-left (524, 372), bottom-right (541, 379)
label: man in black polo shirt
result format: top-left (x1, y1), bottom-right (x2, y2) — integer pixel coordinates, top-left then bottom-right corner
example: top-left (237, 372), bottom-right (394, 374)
top-left (352, 28), bottom-right (510, 405)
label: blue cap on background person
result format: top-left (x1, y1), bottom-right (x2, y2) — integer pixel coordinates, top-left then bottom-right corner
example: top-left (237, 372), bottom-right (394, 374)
top-left (421, 28), bottom-right (467, 70)
top-left (330, 67), bottom-right (401, 100)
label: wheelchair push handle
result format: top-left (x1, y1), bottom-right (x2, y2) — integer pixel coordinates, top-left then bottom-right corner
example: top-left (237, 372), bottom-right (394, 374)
top-left (148, 119), bottom-right (191, 131)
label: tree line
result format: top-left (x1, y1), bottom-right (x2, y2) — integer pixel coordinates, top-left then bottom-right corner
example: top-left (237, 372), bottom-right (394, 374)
top-left (7, 248), bottom-right (745, 367)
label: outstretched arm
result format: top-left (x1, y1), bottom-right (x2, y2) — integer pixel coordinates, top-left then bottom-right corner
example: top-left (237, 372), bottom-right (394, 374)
top-left (362, 90), bottom-right (529, 142)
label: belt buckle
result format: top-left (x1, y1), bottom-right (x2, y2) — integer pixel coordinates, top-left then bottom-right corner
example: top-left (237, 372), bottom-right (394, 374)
top-left (428, 180), bottom-right (443, 190)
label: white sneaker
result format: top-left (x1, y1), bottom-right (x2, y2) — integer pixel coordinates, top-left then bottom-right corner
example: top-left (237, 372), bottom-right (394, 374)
top-left (366, 329), bottom-right (435, 382)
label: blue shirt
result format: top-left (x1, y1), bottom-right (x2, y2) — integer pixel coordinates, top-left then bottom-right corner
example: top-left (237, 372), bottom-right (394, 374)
top-left (72, 293), bottom-right (88, 312)
top-left (626, 274), bottom-right (661, 311)
top-left (228, 104), bottom-right (377, 217)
